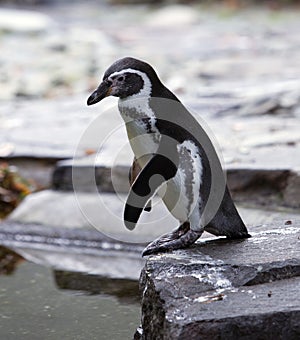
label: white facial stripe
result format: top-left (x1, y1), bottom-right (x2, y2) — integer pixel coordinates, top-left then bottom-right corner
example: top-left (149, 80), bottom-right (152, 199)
top-left (108, 68), bottom-right (152, 97)
top-left (115, 68), bottom-right (156, 122)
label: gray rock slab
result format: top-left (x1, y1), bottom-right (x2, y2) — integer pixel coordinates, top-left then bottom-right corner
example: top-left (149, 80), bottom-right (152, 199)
top-left (1, 157), bottom-right (59, 189)
top-left (138, 223), bottom-right (300, 339)
top-left (0, 95), bottom-right (120, 159)
top-left (227, 168), bottom-right (300, 209)
top-left (161, 278), bottom-right (300, 340)
top-left (7, 187), bottom-right (300, 245)
top-left (7, 189), bottom-right (178, 243)
top-left (0, 222), bottom-right (144, 280)
top-left (52, 156), bottom-right (130, 193)
top-left (1, 90), bottom-right (299, 167)
top-left (4, 187), bottom-right (299, 283)
top-left (53, 156), bottom-right (300, 208)
top-left (0, 8), bottom-right (53, 33)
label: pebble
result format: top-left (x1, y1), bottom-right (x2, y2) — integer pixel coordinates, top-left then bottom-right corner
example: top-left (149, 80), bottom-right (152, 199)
top-left (0, 8), bottom-right (53, 33)
top-left (146, 5), bottom-right (199, 27)
top-left (0, 143), bottom-right (15, 157)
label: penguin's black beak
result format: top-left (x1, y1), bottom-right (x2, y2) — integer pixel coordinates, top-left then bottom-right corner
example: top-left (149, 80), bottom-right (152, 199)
top-left (87, 80), bottom-right (112, 106)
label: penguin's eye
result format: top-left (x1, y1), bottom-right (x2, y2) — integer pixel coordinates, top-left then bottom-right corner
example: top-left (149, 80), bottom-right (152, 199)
top-left (117, 75), bottom-right (125, 82)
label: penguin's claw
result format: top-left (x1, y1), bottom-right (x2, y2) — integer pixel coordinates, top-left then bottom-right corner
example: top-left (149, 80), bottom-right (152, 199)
top-left (142, 227), bottom-right (202, 257)
top-left (142, 222), bottom-right (189, 256)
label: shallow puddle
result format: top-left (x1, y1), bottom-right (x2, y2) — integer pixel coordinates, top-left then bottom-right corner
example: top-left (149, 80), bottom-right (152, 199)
top-left (0, 260), bottom-right (140, 340)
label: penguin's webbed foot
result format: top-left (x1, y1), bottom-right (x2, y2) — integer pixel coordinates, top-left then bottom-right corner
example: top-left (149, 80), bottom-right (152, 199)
top-left (142, 223), bottom-right (202, 256)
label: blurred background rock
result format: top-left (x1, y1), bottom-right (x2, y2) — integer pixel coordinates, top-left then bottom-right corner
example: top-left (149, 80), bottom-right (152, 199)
top-left (0, 0), bottom-right (300, 212)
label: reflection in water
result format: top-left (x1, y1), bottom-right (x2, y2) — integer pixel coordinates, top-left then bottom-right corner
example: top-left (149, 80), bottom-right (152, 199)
top-left (0, 261), bottom-right (140, 339)
top-left (54, 270), bottom-right (140, 304)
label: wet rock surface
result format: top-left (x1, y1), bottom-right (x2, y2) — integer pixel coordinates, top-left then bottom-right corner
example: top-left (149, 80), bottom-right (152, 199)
top-left (6, 189), bottom-right (178, 242)
top-left (138, 223), bottom-right (300, 339)
top-left (0, 221), bottom-right (146, 280)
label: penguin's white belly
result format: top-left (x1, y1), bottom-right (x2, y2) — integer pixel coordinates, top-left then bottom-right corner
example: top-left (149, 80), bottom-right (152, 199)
top-left (161, 140), bottom-right (203, 224)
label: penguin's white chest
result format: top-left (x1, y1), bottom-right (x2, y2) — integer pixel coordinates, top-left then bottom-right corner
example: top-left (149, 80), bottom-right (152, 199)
top-left (125, 119), bottom-right (160, 165)
top-left (118, 98), bottom-right (160, 167)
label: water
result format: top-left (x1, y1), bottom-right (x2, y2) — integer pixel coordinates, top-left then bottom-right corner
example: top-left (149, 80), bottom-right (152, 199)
top-left (0, 260), bottom-right (140, 340)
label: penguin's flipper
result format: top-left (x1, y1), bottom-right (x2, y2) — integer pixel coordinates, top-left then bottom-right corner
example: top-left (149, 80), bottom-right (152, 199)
top-left (124, 143), bottom-right (178, 230)
top-left (144, 201), bottom-right (152, 212)
top-left (129, 157), bottom-right (152, 212)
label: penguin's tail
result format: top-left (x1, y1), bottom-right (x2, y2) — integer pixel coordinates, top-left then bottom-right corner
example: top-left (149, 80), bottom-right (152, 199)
top-left (203, 186), bottom-right (251, 239)
top-left (225, 228), bottom-right (251, 239)
top-left (204, 219), bottom-right (251, 239)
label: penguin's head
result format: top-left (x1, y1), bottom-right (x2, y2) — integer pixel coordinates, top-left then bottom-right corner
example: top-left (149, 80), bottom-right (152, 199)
top-left (87, 57), bottom-right (162, 105)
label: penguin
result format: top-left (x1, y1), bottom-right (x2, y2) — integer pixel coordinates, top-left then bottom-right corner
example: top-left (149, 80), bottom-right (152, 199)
top-left (87, 57), bottom-right (250, 256)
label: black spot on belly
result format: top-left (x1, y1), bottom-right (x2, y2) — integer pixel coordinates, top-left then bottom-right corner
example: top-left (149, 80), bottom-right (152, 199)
top-left (145, 118), bottom-right (153, 133)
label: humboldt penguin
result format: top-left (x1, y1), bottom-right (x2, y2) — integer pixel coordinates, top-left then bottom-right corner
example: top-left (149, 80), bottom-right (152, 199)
top-left (87, 57), bottom-right (250, 256)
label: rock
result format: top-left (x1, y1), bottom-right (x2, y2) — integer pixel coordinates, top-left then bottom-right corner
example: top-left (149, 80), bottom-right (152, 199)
top-left (240, 96), bottom-right (281, 116)
top-left (0, 221), bottom-right (145, 280)
top-left (155, 278), bottom-right (300, 339)
top-left (226, 166), bottom-right (300, 209)
top-left (227, 168), bottom-right (291, 207)
top-left (280, 90), bottom-right (300, 109)
top-left (284, 170), bottom-right (300, 209)
top-left (0, 95), bottom-right (117, 159)
top-left (109, 0), bottom-right (161, 4)
top-left (7, 189), bottom-right (178, 243)
top-left (1, 89), bottom-right (299, 210)
top-left (0, 20), bottom-right (115, 100)
top-left (1, 157), bottom-right (57, 189)
top-left (0, 143), bottom-right (15, 157)
top-left (146, 5), bottom-right (199, 27)
top-left (7, 190), bottom-right (93, 229)
top-left (54, 155), bottom-right (300, 209)
top-left (138, 223), bottom-right (300, 339)
top-left (15, 72), bottom-right (51, 99)
top-left (53, 154), bottom-right (130, 193)
top-left (0, 8), bottom-right (53, 33)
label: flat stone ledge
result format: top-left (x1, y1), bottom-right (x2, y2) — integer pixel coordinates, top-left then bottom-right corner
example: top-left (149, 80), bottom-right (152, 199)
top-left (0, 221), bottom-right (145, 280)
top-left (138, 223), bottom-right (300, 339)
top-left (53, 158), bottom-right (300, 209)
